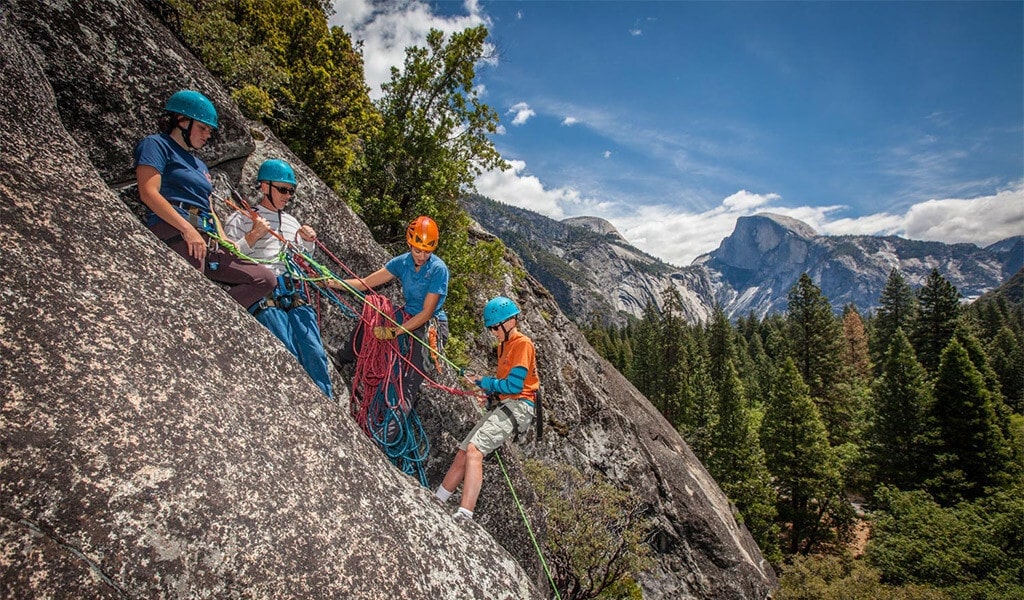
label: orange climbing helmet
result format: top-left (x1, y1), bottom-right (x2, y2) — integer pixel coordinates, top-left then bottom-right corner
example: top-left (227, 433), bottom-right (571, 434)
top-left (406, 216), bottom-right (439, 252)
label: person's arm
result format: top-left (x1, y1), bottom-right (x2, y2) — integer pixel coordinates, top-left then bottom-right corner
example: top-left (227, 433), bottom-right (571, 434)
top-left (477, 366), bottom-right (529, 395)
top-left (330, 266), bottom-right (394, 292)
top-left (136, 164), bottom-right (207, 260)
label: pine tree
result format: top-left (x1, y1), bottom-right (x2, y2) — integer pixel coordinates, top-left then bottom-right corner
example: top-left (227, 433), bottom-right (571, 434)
top-left (684, 336), bottom-right (718, 457)
top-left (870, 268), bottom-right (918, 371)
top-left (989, 326), bottom-right (1024, 413)
top-left (910, 269), bottom-right (961, 373)
top-left (659, 288), bottom-right (690, 426)
top-left (706, 358), bottom-right (780, 562)
top-left (708, 306), bottom-right (736, 386)
top-left (743, 330), bottom-right (774, 410)
top-left (785, 274), bottom-right (851, 442)
top-left (927, 339), bottom-right (1013, 503)
top-left (866, 329), bottom-right (932, 491)
top-left (841, 304), bottom-right (872, 382)
top-left (760, 359), bottom-right (845, 555)
top-left (630, 302), bottom-right (662, 404)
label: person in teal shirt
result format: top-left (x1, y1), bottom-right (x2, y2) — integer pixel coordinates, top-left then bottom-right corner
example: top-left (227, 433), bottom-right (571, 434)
top-left (331, 216), bottom-right (449, 409)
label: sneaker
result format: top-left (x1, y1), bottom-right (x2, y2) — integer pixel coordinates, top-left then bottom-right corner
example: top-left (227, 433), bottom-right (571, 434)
top-left (452, 509), bottom-right (473, 523)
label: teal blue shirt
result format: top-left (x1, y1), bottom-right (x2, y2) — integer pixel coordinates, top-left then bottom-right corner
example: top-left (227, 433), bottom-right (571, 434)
top-left (385, 252), bottom-right (449, 320)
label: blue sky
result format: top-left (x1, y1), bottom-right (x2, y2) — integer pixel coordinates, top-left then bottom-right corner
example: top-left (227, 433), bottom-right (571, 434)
top-left (331, 0), bottom-right (1023, 267)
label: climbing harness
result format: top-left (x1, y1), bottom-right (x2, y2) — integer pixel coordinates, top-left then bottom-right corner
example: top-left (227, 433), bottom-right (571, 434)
top-left (489, 388), bottom-right (543, 444)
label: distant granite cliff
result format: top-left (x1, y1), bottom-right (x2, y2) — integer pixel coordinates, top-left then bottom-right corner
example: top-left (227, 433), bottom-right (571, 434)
top-left (463, 196), bottom-right (1021, 325)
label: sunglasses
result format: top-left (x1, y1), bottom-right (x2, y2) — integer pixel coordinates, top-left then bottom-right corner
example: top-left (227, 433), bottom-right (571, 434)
top-left (271, 184), bottom-right (296, 196)
top-left (488, 320), bottom-right (507, 331)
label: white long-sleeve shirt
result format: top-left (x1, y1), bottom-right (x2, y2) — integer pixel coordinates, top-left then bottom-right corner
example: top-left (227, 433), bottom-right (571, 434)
top-left (223, 204), bottom-right (315, 276)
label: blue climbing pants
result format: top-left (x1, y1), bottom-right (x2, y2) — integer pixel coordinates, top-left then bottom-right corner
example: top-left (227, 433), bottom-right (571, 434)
top-left (257, 304), bottom-right (333, 398)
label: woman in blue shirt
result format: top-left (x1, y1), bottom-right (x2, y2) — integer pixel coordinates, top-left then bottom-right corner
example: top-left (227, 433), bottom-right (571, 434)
top-left (134, 90), bottom-right (274, 310)
top-left (332, 216), bottom-right (450, 408)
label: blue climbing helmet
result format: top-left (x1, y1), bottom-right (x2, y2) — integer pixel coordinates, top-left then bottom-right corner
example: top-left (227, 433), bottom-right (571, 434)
top-left (164, 90), bottom-right (219, 129)
top-left (257, 158), bottom-right (297, 186)
top-left (483, 296), bottom-right (520, 328)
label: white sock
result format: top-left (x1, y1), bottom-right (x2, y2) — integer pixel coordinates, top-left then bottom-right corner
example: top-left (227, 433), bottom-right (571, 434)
top-left (435, 485), bottom-right (453, 502)
top-left (455, 506), bottom-right (474, 519)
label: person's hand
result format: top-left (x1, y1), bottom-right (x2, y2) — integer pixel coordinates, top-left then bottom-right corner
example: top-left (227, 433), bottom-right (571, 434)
top-left (298, 225), bottom-right (317, 241)
top-left (463, 372), bottom-right (479, 387)
top-left (373, 326), bottom-right (398, 340)
top-left (249, 216), bottom-right (271, 240)
top-left (182, 227), bottom-right (207, 260)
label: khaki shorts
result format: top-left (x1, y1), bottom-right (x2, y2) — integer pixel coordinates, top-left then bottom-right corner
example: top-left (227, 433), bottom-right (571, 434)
top-left (460, 400), bottom-right (535, 455)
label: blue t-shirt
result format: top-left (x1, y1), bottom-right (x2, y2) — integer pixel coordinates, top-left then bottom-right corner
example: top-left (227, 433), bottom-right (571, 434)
top-left (385, 252), bottom-right (449, 320)
top-left (133, 133), bottom-right (213, 227)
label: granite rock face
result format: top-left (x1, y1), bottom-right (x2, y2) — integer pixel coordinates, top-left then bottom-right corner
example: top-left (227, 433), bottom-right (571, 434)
top-left (0, 3), bottom-right (537, 598)
top-left (1, 1), bottom-right (777, 598)
top-left (701, 213), bottom-right (1019, 316)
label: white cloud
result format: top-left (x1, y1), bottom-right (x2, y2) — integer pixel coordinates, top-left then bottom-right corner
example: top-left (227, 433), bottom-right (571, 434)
top-left (474, 161), bottom-right (613, 221)
top-left (603, 151), bottom-right (612, 159)
top-left (722, 190), bottom-right (776, 211)
top-left (561, 116), bottom-right (578, 126)
top-left (902, 183), bottom-right (1024, 246)
top-left (508, 102), bottom-right (535, 126)
top-left (329, 0), bottom-right (491, 98)
top-left (629, 28), bottom-right (643, 36)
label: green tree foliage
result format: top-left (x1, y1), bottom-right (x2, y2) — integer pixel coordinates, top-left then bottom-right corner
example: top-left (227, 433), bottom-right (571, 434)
top-left (989, 325), bottom-right (1024, 413)
top-left (866, 485), bottom-right (1024, 599)
top-left (785, 274), bottom-right (856, 444)
top-left (927, 339), bottom-right (1015, 503)
top-left (910, 269), bottom-right (962, 374)
top-left (760, 359), bottom-right (850, 555)
top-left (681, 335), bottom-right (719, 456)
top-left (705, 357), bottom-right (780, 563)
top-left (166, 0), bottom-right (379, 195)
top-left (871, 268), bottom-right (918, 372)
top-left (776, 553), bottom-right (949, 600)
top-left (655, 289), bottom-right (689, 425)
top-left (523, 460), bottom-right (654, 600)
top-left (629, 302), bottom-right (663, 404)
top-left (865, 329), bottom-right (933, 491)
top-left (356, 26), bottom-right (506, 241)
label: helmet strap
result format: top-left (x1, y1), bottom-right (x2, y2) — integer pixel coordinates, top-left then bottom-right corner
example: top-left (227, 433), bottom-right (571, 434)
top-left (499, 317), bottom-right (514, 342)
top-left (176, 118), bottom-right (196, 150)
top-left (261, 183), bottom-right (287, 211)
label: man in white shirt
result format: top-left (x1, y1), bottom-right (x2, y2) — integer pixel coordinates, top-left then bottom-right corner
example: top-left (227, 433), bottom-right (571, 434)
top-left (224, 158), bottom-right (331, 398)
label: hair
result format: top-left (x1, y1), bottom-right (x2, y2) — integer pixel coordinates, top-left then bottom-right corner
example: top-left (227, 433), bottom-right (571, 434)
top-left (158, 111), bottom-right (181, 134)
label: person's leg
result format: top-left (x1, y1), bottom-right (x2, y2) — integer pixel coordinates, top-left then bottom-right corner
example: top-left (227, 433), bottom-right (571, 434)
top-left (255, 306), bottom-right (299, 355)
top-left (289, 304), bottom-right (333, 398)
top-left (440, 449), bottom-right (468, 496)
top-left (150, 221), bottom-right (205, 270)
top-left (459, 444), bottom-right (485, 513)
top-left (334, 324), bottom-right (363, 366)
top-left (401, 324), bottom-right (428, 410)
top-left (204, 249), bottom-right (275, 310)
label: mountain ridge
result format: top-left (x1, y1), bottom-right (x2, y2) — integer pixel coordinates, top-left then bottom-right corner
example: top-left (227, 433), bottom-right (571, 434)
top-left (463, 195), bottom-right (1021, 325)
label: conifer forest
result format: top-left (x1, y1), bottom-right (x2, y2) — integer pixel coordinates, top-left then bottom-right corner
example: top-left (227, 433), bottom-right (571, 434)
top-left (584, 269), bottom-right (1023, 599)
